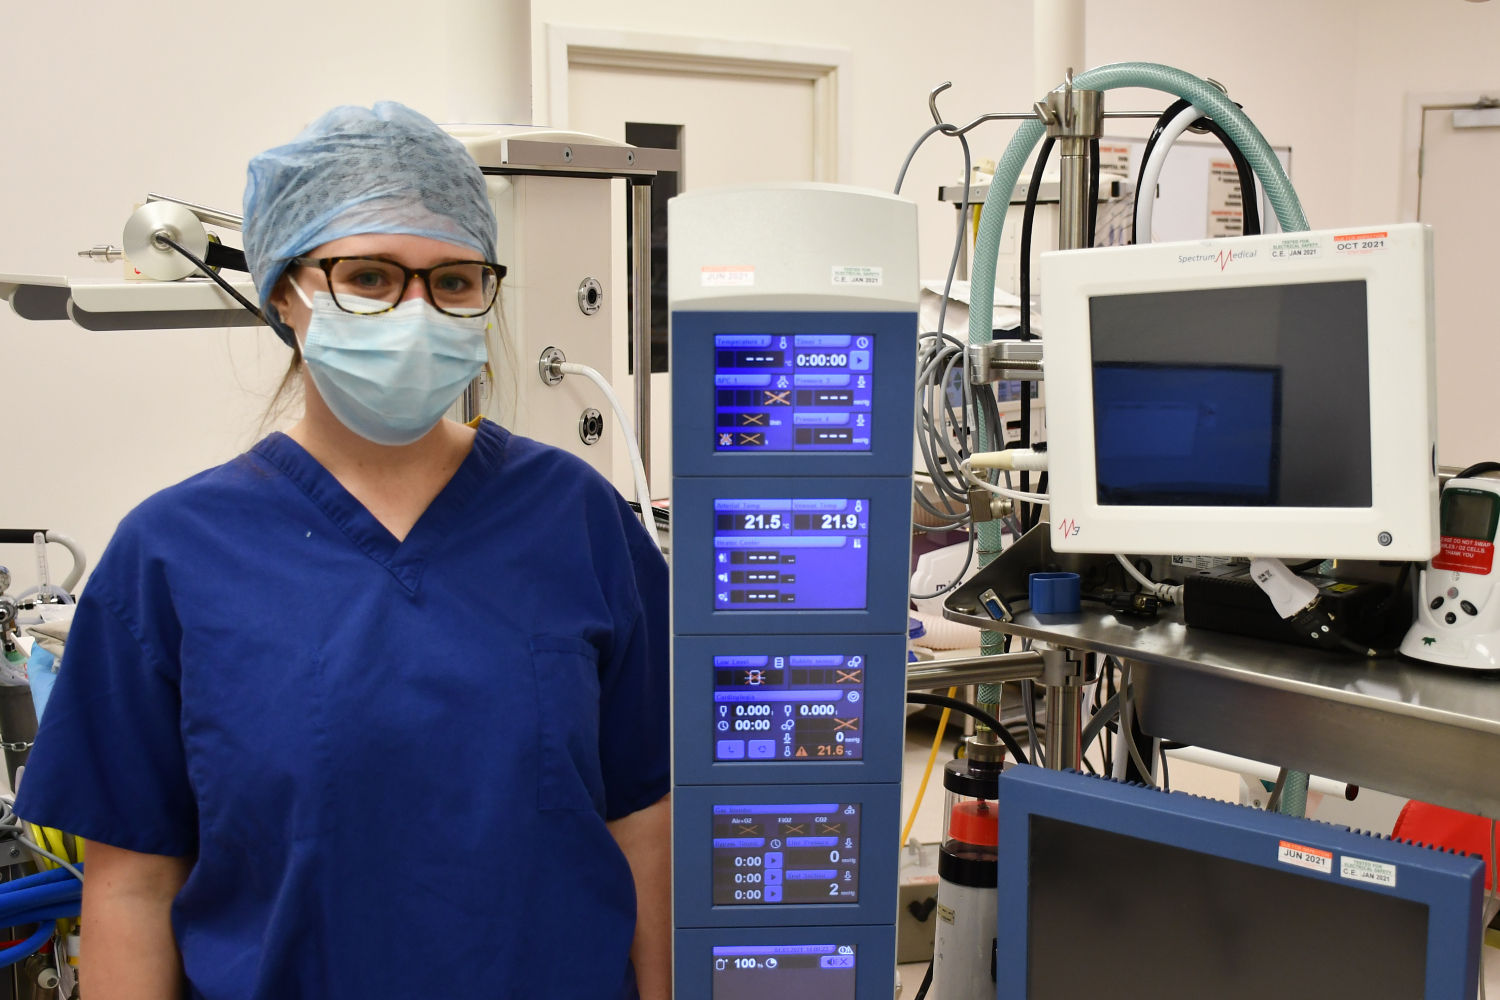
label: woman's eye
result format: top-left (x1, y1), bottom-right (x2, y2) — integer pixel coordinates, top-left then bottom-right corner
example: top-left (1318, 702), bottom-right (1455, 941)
top-left (352, 271), bottom-right (388, 288)
top-left (435, 274), bottom-right (470, 294)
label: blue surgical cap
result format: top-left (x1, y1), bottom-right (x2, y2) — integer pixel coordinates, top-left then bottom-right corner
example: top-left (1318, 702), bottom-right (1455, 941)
top-left (243, 101), bottom-right (497, 345)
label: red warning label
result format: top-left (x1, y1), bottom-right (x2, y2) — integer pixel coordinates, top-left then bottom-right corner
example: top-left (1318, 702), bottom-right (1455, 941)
top-left (1432, 535), bottom-right (1495, 574)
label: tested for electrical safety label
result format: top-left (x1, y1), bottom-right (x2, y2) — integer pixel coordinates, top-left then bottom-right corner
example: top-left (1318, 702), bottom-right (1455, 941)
top-left (702, 266), bottom-right (755, 287)
top-left (1340, 855), bottom-right (1397, 888)
top-left (832, 266), bottom-right (882, 286)
top-left (1270, 236), bottom-right (1321, 260)
top-left (1278, 840), bottom-right (1333, 873)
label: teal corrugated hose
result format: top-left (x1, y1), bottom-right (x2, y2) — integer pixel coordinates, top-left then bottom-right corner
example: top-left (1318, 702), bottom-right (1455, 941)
top-left (965, 63), bottom-right (1309, 809)
top-left (1279, 771), bottom-right (1310, 817)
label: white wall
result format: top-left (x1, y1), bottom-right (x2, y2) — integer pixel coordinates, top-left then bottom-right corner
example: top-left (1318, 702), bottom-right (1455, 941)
top-left (3, 1), bottom-right (1498, 592)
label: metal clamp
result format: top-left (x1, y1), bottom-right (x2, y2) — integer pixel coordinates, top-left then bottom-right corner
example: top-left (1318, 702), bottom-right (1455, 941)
top-left (1039, 646), bottom-right (1092, 688)
top-left (966, 341), bottom-right (1043, 384)
top-left (1043, 70), bottom-right (1105, 140)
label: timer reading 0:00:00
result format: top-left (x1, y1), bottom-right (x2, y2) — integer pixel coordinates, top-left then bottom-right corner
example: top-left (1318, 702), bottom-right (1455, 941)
top-left (794, 353), bottom-right (848, 367)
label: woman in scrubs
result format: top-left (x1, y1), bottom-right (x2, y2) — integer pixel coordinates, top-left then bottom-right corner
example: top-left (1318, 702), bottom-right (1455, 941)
top-left (16, 103), bottom-right (671, 999)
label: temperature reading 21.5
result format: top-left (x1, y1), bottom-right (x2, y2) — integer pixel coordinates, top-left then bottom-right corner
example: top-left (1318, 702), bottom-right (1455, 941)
top-left (739, 513), bottom-right (784, 531)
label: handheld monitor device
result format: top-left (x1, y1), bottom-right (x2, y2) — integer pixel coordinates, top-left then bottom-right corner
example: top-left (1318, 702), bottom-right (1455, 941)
top-left (996, 767), bottom-right (1484, 1000)
top-left (1042, 224), bottom-right (1439, 561)
top-left (670, 183), bottom-right (918, 985)
top-left (1401, 473), bottom-right (1500, 668)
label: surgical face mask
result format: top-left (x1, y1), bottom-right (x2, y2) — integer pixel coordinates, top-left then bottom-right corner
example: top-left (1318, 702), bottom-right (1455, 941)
top-left (291, 280), bottom-right (489, 446)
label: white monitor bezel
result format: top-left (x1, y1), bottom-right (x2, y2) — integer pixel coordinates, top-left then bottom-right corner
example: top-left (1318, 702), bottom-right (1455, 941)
top-left (1041, 223), bottom-right (1438, 561)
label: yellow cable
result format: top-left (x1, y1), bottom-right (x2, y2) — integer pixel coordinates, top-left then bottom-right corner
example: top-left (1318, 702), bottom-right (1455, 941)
top-left (901, 686), bottom-right (959, 847)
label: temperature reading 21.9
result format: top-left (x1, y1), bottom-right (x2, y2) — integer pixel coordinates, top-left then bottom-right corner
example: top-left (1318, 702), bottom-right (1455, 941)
top-left (797, 513), bottom-right (859, 531)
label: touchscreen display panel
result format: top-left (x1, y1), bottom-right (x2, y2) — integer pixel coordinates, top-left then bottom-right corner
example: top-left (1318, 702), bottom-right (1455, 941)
top-left (712, 945), bottom-right (856, 1000)
top-left (713, 803), bottom-right (860, 905)
top-left (715, 334), bottom-right (873, 451)
top-left (713, 654), bottom-right (865, 762)
top-left (714, 499), bottom-right (869, 610)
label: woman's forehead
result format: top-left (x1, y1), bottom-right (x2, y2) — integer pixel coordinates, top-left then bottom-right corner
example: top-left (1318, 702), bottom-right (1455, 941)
top-left (303, 233), bottom-right (478, 267)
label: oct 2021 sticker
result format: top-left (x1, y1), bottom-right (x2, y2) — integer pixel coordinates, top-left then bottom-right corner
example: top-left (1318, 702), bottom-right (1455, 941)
top-left (1334, 231), bottom-right (1388, 254)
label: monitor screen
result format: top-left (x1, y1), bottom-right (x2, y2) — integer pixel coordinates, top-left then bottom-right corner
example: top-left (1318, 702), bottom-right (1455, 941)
top-left (1026, 815), bottom-right (1429, 1000)
top-left (1089, 281), bottom-right (1371, 507)
top-left (715, 334), bottom-right (874, 451)
top-left (713, 499), bottom-right (869, 609)
top-left (1442, 488), bottom-right (1498, 542)
top-left (712, 654), bottom-right (865, 762)
top-left (712, 803), bottom-right (861, 905)
top-left (712, 945), bottom-right (856, 1000)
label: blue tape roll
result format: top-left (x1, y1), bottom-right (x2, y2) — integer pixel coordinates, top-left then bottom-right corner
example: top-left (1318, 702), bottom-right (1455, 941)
top-left (1029, 572), bottom-right (1081, 614)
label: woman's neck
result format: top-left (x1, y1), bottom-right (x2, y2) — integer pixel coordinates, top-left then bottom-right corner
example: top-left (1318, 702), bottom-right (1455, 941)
top-left (285, 378), bottom-right (477, 542)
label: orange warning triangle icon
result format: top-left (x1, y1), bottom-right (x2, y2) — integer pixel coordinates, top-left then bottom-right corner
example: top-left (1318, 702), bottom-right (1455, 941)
top-left (795, 746), bottom-right (808, 756)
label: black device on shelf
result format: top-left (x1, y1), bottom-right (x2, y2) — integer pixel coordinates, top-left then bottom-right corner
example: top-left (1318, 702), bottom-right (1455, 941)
top-left (1183, 564), bottom-right (1409, 651)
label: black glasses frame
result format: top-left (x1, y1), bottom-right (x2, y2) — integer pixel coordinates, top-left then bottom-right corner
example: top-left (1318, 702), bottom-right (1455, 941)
top-left (290, 255), bottom-right (507, 317)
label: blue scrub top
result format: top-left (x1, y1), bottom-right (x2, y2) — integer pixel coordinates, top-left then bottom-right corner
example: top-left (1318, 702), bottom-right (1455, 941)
top-left (16, 421), bottom-right (669, 999)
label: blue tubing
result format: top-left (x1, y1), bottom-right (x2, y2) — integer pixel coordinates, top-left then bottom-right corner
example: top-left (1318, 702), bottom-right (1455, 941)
top-left (0, 864), bottom-right (81, 895)
top-left (0, 921), bottom-right (56, 968)
top-left (0, 881), bottom-right (82, 917)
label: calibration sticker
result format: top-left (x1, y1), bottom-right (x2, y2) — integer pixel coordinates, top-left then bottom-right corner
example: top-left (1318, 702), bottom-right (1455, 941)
top-left (1278, 840), bottom-right (1333, 873)
top-left (1340, 855), bottom-right (1398, 888)
top-left (1334, 231), bottom-right (1388, 254)
top-left (703, 266), bottom-right (755, 287)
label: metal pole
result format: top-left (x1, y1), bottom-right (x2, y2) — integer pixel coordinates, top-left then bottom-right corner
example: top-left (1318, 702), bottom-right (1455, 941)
top-left (1037, 77), bottom-right (1103, 770)
top-left (631, 180), bottom-right (653, 492)
top-left (905, 651), bottom-right (1046, 689)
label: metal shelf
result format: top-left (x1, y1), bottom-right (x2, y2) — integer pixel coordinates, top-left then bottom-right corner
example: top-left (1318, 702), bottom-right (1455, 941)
top-left (943, 531), bottom-right (1500, 817)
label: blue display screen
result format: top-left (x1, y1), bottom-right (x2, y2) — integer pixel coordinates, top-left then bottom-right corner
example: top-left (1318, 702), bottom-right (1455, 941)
top-left (712, 945), bottom-right (856, 1000)
top-left (714, 334), bottom-right (874, 451)
top-left (712, 803), bottom-right (861, 905)
top-left (1093, 363), bottom-right (1282, 506)
top-left (712, 654), bottom-right (865, 762)
top-left (714, 499), bottom-right (869, 609)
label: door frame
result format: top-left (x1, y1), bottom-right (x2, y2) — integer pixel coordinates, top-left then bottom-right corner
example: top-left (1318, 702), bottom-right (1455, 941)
top-left (1399, 89), bottom-right (1500, 222)
top-left (544, 24), bottom-right (851, 184)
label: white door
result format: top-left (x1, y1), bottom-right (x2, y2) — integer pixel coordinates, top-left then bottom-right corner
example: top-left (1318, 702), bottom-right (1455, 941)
top-left (566, 62), bottom-right (826, 495)
top-left (1418, 107), bottom-right (1500, 468)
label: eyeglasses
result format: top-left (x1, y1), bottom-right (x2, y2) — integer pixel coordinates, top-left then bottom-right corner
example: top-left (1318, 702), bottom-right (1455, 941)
top-left (290, 256), bottom-right (506, 318)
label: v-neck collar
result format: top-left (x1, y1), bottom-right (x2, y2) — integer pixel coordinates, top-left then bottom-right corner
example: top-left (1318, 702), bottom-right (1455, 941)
top-left (252, 420), bottom-right (509, 593)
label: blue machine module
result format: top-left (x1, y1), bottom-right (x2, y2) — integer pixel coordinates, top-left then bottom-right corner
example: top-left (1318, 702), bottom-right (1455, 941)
top-left (670, 183), bottom-right (919, 993)
top-left (996, 766), bottom-right (1485, 1000)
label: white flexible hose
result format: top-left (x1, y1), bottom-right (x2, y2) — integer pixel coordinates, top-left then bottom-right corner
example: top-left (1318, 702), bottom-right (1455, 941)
top-left (556, 362), bottom-right (661, 550)
top-left (1134, 103), bottom-right (1201, 245)
top-left (1115, 553), bottom-right (1183, 605)
top-left (957, 458), bottom-right (1049, 504)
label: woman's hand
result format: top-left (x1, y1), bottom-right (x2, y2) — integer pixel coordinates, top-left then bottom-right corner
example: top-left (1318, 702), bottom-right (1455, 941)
top-left (81, 840), bottom-right (192, 1000)
top-left (607, 795), bottom-right (672, 1000)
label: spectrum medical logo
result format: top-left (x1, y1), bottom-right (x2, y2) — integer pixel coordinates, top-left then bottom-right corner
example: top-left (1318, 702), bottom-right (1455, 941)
top-left (1178, 248), bottom-right (1257, 270)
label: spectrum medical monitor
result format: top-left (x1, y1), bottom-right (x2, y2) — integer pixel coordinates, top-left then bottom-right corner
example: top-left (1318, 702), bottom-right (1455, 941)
top-left (1042, 224), bottom-right (1439, 561)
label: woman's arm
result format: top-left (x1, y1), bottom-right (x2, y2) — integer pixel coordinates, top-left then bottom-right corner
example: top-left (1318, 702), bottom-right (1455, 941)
top-left (607, 794), bottom-right (672, 1000)
top-left (81, 840), bottom-right (192, 1000)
